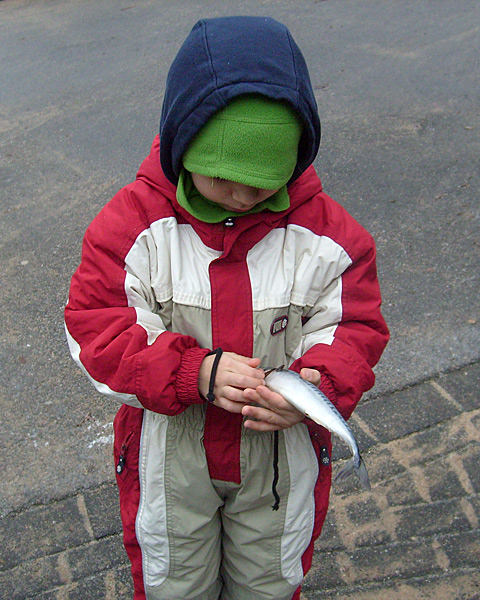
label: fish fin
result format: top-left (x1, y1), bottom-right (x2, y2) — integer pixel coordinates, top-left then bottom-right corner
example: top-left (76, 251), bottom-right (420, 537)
top-left (356, 456), bottom-right (371, 491)
top-left (334, 455), bottom-right (371, 491)
top-left (334, 459), bottom-right (355, 484)
top-left (264, 365), bottom-right (285, 377)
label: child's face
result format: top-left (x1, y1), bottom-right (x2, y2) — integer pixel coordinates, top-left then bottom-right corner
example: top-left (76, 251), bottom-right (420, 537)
top-left (191, 173), bottom-right (279, 213)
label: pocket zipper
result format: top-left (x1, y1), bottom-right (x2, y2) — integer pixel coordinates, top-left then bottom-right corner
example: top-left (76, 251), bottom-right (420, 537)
top-left (116, 431), bottom-right (135, 474)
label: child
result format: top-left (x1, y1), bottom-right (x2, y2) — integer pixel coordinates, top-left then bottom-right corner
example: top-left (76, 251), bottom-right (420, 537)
top-left (65, 16), bottom-right (389, 600)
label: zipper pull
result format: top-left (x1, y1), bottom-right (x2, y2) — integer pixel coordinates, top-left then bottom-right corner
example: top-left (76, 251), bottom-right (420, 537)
top-left (116, 454), bottom-right (126, 474)
top-left (320, 446), bottom-right (330, 466)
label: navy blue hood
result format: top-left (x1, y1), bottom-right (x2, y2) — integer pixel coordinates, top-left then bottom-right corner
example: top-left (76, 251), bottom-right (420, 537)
top-left (159, 16), bottom-right (321, 186)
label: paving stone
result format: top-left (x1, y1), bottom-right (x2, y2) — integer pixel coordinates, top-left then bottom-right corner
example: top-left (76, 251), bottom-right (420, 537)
top-left (82, 483), bottom-right (123, 539)
top-left (67, 535), bottom-right (126, 582)
top-left (352, 524), bottom-right (394, 550)
top-left (0, 496), bottom-right (91, 571)
top-left (316, 512), bottom-right (345, 551)
top-left (349, 539), bottom-right (439, 583)
top-left (0, 552), bottom-right (64, 600)
top-left (115, 564), bottom-right (135, 599)
top-left (306, 549), bottom-right (349, 589)
top-left (0, 536), bottom-right (129, 600)
top-left (424, 460), bottom-right (465, 501)
top-left (308, 539), bottom-right (440, 591)
top-left (383, 472), bottom-right (425, 507)
top-left (462, 443), bottom-right (480, 494)
top-left (355, 383), bottom-right (461, 443)
top-left (33, 590), bottom-right (60, 600)
top-left (366, 447), bottom-right (407, 484)
top-left (395, 498), bottom-right (472, 541)
top-left (438, 530), bottom-right (480, 570)
top-left (398, 414), bottom-right (475, 468)
top-left (66, 573), bottom-right (107, 600)
top-left (304, 571), bottom-right (480, 600)
top-left (345, 496), bottom-right (381, 526)
top-left (330, 498), bottom-right (396, 551)
top-left (31, 565), bottom-right (133, 600)
top-left (437, 362), bottom-right (480, 410)
top-left (467, 495), bottom-right (480, 521)
top-left (472, 412), bottom-right (480, 430)
top-left (327, 497), bottom-right (394, 551)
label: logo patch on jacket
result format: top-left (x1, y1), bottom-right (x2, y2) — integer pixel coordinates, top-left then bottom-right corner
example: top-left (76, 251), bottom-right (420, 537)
top-left (270, 316), bottom-right (288, 336)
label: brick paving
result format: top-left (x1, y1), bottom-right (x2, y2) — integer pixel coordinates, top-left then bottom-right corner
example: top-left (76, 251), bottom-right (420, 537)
top-left (1, 362), bottom-right (479, 600)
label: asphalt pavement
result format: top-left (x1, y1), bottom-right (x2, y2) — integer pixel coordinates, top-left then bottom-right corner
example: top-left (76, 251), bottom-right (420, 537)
top-left (0, 1), bottom-right (478, 599)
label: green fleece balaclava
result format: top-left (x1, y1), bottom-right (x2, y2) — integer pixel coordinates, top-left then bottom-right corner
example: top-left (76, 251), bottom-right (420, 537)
top-left (178, 95), bottom-right (303, 222)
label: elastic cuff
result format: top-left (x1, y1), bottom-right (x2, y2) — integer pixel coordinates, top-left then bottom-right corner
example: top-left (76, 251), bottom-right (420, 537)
top-left (175, 347), bottom-right (212, 405)
top-left (319, 372), bottom-right (338, 404)
top-left (319, 375), bottom-right (357, 421)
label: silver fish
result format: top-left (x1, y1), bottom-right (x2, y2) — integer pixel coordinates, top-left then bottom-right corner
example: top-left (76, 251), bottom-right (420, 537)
top-left (264, 367), bottom-right (371, 490)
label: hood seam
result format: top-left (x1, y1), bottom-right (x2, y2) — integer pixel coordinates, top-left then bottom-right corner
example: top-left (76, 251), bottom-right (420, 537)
top-left (200, 19), bottom-right (218, 90)
top-left (285, 29), bottom-right (300, 92)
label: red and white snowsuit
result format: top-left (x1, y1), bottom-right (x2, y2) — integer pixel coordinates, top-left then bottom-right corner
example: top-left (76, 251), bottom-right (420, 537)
top-left (65, 133), bottom-right (389, 598)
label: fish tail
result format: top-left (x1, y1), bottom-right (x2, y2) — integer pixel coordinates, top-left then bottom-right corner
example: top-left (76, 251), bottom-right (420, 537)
top-left (334, 455), bottom-right (371, 491)
top-left (355, 455), bottom-right (371, 491)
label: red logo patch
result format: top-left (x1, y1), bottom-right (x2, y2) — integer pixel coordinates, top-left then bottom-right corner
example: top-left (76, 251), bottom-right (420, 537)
top-left (270, 315), bottom-right (288, 336)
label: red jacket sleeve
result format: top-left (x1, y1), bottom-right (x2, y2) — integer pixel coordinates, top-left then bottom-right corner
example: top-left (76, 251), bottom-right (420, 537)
top-left (290, 196), bottom-right (390, 420)
top-left (64, 186), bottom-right (209, 415)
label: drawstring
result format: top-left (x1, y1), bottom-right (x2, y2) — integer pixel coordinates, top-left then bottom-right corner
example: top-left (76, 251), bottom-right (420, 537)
top-left (272, 430), bottom-right (280, 511)
top-left (205, 348), bottom-right (223, 403)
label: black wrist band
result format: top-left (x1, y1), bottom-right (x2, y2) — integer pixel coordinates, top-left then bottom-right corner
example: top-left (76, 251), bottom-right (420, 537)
top-left (205, 348), bottom-right (223, 403)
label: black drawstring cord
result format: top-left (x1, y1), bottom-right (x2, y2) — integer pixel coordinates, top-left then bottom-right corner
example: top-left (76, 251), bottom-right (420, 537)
top-left (272, 430), bottom-right (280, 511)
top-left (205, 348), bottom-right (223, 403)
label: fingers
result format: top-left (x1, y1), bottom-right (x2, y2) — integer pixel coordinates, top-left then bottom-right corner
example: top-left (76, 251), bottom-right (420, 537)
top-left (229, 353), bottom-right (262, 369)
top-left (198, 351), bottom-right (264, 411)
top-left (218, 352), bottom-right (263, 374)
top-left (242, 404), bottom-right (304, 431)
top-left (243, 385), bottom-right (287, 410)
top-left (242, 385), bottom-right (304, 431)
top-left (215, 353), bottom-right (264, 390)
top-left (215, 394), bottom-right (249, 414)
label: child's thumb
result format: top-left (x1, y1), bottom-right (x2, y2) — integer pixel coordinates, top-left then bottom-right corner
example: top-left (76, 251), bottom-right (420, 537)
top-left (301, 368), bottom-right (321, 385)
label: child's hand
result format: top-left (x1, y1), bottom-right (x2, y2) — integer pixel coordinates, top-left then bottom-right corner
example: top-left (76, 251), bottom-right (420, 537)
top-left (198, 351), bottom-right (265, 413)
top-left (241, 368), bottom-right (321, 431)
